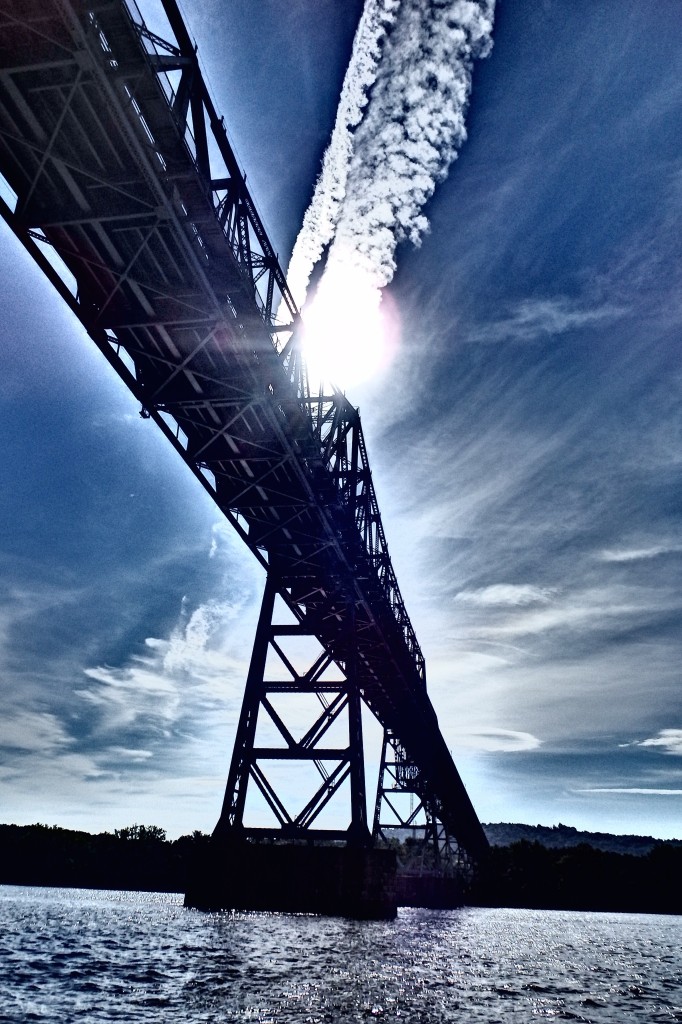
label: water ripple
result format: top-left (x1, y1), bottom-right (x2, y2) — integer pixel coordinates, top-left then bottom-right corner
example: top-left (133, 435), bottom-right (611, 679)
top-left (0, 888), bottom-right (680, 1022)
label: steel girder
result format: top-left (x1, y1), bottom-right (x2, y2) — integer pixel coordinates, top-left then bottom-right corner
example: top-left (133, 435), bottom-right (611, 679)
top-left (0, 0), bottom-right (488, 860)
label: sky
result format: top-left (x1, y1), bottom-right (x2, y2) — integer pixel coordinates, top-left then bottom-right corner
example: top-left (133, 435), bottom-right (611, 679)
top-left (0, 0), bottom-right (680, 841)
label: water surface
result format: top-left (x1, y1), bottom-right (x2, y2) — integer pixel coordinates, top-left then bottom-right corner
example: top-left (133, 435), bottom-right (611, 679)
top-left (1, 886), bottom-right (680, 1022)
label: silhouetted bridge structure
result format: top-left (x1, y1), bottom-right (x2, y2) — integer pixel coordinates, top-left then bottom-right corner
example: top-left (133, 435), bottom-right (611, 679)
top-left (0, 0), bottom-right (487, 915)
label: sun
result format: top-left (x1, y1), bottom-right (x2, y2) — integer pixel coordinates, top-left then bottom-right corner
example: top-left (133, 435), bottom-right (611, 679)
top-left (299, 261), bottom-right (397, 390)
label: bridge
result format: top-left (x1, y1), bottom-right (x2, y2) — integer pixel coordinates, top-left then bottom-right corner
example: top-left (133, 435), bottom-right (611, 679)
top-left (0, 0), bottom-right (487, 914)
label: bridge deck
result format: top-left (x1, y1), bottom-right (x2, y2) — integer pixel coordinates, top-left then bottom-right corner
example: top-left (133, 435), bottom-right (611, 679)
top-left (0, 0), bottom-right (487, 858)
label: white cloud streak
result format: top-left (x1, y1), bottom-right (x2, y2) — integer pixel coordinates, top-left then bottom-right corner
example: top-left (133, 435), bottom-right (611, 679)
top-left (329, 0), bottom-right (495, 289)
top-left (0, 709), bottom-right (72, 754)
top-left (76, 595), bottom-right (250, 740)
top-left (637, 729), bottom-right (682, 756)
top-left (465, 296), bottom-right (625, 345)
top-left (106, 746), bottom-right (154, 762)
top-left (285, 0), bottom-right (400, 310)
top-left (286, 0), bottom-right (496, 310)
top-left (577, 788), bottom-right (682, 797)
top-left (454, 583), bottom-right (556, 607)
top-left (600, 543), bottom-right (682, 563)
top-left (453, 728), bottom-right (541, 752)
top-left (456, 584), bottom-right (677, 642)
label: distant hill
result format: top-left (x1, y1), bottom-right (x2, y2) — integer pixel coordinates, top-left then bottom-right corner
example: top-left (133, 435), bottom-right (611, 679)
top-left (483, 822), bottom-right (681, 856)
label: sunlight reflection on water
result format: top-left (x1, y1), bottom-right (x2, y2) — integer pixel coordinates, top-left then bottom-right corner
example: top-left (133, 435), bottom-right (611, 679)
top-left (0, 886), bottom-right (680, 1022)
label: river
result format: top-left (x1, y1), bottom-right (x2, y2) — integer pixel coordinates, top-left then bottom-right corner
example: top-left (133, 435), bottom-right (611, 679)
top-left (0, 886), bottom-right (680, 1022)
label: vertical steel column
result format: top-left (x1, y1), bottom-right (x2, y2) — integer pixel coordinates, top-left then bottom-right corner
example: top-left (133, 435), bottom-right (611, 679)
top-left (346, 599), bottom-right (370, 845)
top-left (214, 574), bottom-right (277, 836)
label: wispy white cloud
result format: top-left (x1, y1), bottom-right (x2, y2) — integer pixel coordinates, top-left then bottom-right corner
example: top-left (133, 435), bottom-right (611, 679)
top-left (330, 0), bottom-right (495, 288)
top-left (284, 0), bottom-right (400, 310)
top-left (453, 728), bottom-right (541, 753)
top-left (457, 585), bottom-right (677, 642)
top-left (208, 520), bottom-right (234, 559)
top-left (465, 296), bottom-right (625, 345)
top-left (163, 597), bottom-right (242, 676)
top-left (286, 0), bottom-right (496, 330)
top-left (600, 543), bottom-right (682, 563)
top-left (105, 746), bottom-right (154, 762)
top-left (0, 545), bottom-right (262, 830)
top-left (636, 729), bottom-right (682, 756)
top-left (577, 788), bottom-right (682, 796)
top-left (454, 583), bottom-right (556, 607)
top-left (0, 709), bottom-right (72, 754)
top-left (76, 593), bottom-right (251, 740)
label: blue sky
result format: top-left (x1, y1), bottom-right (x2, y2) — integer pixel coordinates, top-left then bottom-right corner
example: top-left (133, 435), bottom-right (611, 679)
top-left (0, 0), bottom-right (680, 840)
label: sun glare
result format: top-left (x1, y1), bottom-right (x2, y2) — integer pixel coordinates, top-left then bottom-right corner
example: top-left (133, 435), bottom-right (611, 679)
top-left (300, 263), bottom-right (397, 390)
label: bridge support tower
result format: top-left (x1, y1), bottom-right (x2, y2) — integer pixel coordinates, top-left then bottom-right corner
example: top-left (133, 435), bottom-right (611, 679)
top-left (373, 730), bottom-right (475, 908)
top-left (185, 574), bottom-right (397, 918)
top-left (215, 573), bottom-right (370, 846)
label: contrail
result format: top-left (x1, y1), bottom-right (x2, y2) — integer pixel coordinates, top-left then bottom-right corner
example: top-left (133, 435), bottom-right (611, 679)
top-left (284, 0), bottom-right (401, 312)
top-left (286, 0), bottom-right (495, 322)
top-left (328, 0), bottom-right (496, 290)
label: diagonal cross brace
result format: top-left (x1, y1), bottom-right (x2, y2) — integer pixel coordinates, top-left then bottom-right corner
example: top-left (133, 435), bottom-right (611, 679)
top-left (214, 572), bottom-right (370, 844)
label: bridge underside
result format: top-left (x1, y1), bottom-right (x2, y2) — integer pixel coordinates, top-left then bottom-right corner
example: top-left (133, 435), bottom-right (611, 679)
top-left (0, 0), bottom-right (488, 908)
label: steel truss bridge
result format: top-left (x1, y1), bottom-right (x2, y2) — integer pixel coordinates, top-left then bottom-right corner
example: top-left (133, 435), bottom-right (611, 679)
top-left (0, 0), bottom-right (488, 865)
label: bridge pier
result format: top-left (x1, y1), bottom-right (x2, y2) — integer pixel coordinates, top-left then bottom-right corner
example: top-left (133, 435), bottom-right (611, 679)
top-left (184, 840), bottom-right (397, 919)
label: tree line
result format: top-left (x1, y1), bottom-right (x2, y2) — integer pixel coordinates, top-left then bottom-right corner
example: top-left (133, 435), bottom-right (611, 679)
top-left (0, 823), bottom-right (209, 894)
top-left (1, 823), bottom-right (680, 914)
top-left (469, 838), bottom-right (681, 915)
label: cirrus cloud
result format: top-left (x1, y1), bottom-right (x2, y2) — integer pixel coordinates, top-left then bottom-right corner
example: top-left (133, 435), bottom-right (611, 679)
top-left (465, 296), bottom-right (625, 345)
top-left (600, 544), bottom-right (682, 563)
top-left (454, 728), bottom-right (541, 752)
top-left (454, 583), bottom-right (556, 606)
top-left (636, 729), bottom-right (682, 756)
top-left (577, 788), bottom-right (682, 796)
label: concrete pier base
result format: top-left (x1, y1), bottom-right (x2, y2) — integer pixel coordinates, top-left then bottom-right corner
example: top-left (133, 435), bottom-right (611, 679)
top-left (184, 841), bottom-right (397, 919)
top-left (395, 871), bottom-right (464, 909)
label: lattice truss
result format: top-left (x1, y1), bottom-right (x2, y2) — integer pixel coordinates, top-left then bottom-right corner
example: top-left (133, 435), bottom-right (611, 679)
top-left (374, 731), bottom-right (474, 873)
top-left (217, 577), bottom-right (370, 843)
top-left (0, 0), bottom-right (488, 862)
